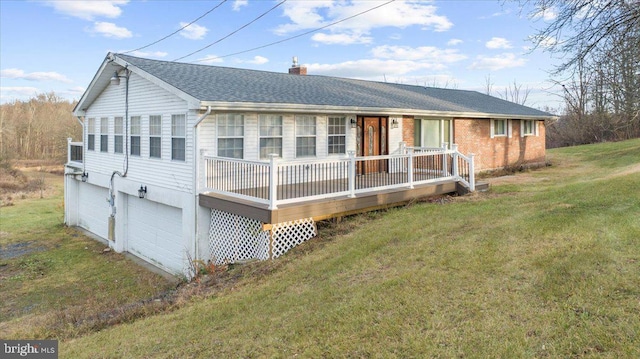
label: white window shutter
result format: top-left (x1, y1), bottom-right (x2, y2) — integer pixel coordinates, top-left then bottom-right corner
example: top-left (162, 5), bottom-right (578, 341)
top-left (520, 120), bottom-right (524, 137)
top-left (508, 119), bottom-right (512, 138)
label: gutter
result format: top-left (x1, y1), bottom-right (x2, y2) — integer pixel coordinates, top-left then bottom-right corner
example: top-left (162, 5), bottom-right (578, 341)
top-left (193, 106), bottom-right (212, 264)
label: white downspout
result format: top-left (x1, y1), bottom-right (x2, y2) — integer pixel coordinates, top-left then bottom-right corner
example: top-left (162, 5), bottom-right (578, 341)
top-left (193, 106), bottom-right (212, 263)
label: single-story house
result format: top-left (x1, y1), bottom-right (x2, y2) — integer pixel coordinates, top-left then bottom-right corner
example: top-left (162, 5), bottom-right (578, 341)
top-left (64, 53), bottom-right (553, 276)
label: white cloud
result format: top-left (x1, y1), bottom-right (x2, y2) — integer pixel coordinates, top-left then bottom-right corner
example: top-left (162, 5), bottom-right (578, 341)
top-left (308, 59), bottom-right (446, 79)
top-left (92, 22), bottom-right (132, 38)
top-left (232, 0), bottom-right (248, 11)
top-left (0, 86), bottom-right (41, 102)
top-left (469, 53), bottom-right (527, 71)
top-left (486, 37), bottom-right (512, 49)
top-left (179, 22), bottom-right (208, 40)
top-left (243, 56), bottom-right (269, 65)
top-left (447, 38), bottom-right (463, 46)
top-left (1, 68), bottom-right (72, 83)
top-left (275, 1), bottom-right (452, 45)
top-left (44, 0), bottom-right (128, 21)
top-left (197, 55), bottom-right (224, 64)
top-left (371, 45), bottom-right (466, 64)
top-left (533, 6), bottom-right (558, 21)
top-left (312, 32), bottom-right (372, 45)
top-left (129, 51), bottom-right (168, 58)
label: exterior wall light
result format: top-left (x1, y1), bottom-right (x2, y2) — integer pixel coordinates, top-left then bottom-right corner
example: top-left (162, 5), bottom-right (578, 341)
top-left (350, 118), bottom-right (357, 128)
top-left (110, 71), bottom-right (121, 86)
top-left (81, 172), bottom-right (89, 182)
top-left (138, 185), bottom-right (147, 199)
top-left (391, 119), bottom-right (399, 129)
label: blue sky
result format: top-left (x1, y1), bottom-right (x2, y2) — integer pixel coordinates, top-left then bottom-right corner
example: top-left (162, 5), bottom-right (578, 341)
top-left (0, 0), bottom-right (564, 110)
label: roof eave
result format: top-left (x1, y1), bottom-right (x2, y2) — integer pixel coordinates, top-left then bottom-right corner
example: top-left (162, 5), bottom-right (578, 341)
top-left (199, 101), bottom-right (555, 120)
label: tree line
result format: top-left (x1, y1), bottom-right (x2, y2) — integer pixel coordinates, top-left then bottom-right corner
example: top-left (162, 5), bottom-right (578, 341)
top-left (527, 0), bottom-right (640, 148)
top-left (0, 92), bottom-right (81, 163)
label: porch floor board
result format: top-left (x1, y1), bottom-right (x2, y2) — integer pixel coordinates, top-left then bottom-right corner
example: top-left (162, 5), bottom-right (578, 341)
top-left (200, 178), bottom-right (458, 225)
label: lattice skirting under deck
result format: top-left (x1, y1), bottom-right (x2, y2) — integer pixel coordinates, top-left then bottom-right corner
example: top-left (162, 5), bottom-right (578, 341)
top-left (208, 209), bottom-right (317, 264)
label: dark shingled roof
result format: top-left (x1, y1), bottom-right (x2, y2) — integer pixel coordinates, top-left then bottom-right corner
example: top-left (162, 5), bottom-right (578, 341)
top-left (116, 53), bottom-right (552, 118)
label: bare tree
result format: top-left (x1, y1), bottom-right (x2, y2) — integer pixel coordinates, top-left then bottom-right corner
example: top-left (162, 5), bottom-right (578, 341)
top-left (500, 79), bottom-right (531, 105)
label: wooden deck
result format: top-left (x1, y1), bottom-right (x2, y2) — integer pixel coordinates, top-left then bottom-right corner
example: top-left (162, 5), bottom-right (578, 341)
top-left (200, 179), bottom-right (459, 225)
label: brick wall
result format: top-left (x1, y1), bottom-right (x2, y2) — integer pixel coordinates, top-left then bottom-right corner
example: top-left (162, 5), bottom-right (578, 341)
top-left (454, 119), bottom-right (546, 171)
top-left (402, 115), bottom-right (414, 147)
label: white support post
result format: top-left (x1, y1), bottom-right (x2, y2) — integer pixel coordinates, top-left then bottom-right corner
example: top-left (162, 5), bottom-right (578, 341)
top-left (268, 154), bottom-right (279, 209)
top-left (67, 138), bottom-right (72, 164)
top-left (347, 151), bottom-right (356, 198)
top-left (441, 142), bottom-right (448, 177)
top-left (451, 143), bottom-right (459, 178)
top-left (469, 153), bottom-right (476, 192)
top-left (407, 148), bottom-right (414, 189)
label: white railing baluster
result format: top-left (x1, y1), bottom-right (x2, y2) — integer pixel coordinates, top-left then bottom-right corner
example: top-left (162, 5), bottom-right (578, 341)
top-left (348, 151), bottom-right (356, 198)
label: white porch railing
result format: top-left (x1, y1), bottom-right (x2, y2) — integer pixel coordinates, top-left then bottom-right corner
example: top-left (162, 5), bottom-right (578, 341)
top-left (203, 144), bottom-right (475, 210)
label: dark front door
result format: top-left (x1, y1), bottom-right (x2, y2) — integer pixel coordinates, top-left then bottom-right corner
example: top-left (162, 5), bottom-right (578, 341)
top-left (358, 116), bottom-right (388, 174)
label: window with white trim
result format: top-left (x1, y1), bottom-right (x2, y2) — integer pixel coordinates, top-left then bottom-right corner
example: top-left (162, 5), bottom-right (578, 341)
top-left (130, 116), bottom-right (141, 156)
top-left (217, 114), bottom-right (244, 159)
top-left (413, 119), bottom-right (452, 148)
top-left (149, 115), bottom-right (162, 158)
top-left (522, 120), bottom-right (537, 136)
top-left (328, 116), bottom-right (346, 154)
top-left (87, 118), bottom-right (95, 151)
top-left (491, 119), bottom-right (507, 137)
top-left (100, 117), bottom-right (109, 152)
top-left (171, 114), bottom-right (186, 161)
top-left (295, 115), bottom-right (316, 157)
top-left (259, 114), bottom-right (283, 158)
top-left (114, 117), bottom-right (124, 154)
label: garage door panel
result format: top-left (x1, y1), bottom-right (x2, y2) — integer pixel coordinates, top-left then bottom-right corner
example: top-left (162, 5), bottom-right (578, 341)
top-left (127, 196), bottom-right (183, 274)
top-left (78, 183), bottom-right (109, 239)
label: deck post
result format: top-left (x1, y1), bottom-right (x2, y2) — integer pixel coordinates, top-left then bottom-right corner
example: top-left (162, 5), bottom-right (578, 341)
top-left (469, 153), bottom-right (476, 192)
top-left (441, 142), bottom-right (448, 177)
top-left (268, 154), bottom-right (279, 209)
top-left (407, 148), bottom-right (414, 189)
top-left (67, 138), bottom-right (72, 164)
top-left (347, 151), bottom-right (356, 198)
top-left (451, 143), bottom-right (459, 178)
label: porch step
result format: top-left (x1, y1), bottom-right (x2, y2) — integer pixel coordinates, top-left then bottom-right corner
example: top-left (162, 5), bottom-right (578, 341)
top-left (456, 181), bottom-right (490, 195)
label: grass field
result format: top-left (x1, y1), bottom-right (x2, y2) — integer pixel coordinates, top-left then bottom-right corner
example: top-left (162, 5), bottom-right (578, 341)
top-left (3, 139), bottom-right (640, 358)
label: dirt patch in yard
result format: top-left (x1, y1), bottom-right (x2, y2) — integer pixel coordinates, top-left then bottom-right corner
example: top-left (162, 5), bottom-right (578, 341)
top-left (0, 241), bottom-right (47, 260)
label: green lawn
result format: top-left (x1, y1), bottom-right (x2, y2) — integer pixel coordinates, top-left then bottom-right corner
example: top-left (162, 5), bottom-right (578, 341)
top-left (8, 139), bottom-right (640, 358)
top-left (0, 170), bottom-right (177, 340)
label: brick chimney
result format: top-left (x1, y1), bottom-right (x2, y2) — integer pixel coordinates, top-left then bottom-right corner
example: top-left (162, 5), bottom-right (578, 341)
top-left (288, 56), bottom-right (307, 75)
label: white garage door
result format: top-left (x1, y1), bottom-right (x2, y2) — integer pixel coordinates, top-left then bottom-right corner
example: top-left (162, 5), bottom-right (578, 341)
top-left (127, 196), bottom-right (184, 274)
top-left (78, 183), bottom-right (109, 239)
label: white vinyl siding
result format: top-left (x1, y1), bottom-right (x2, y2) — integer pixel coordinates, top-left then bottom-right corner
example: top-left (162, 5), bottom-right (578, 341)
top-left (217, 114), bottom-right (244, 159)
top-left (171, 114), bottom-right (186, 161)
top-left (327, 116), bottom-right (346, 154)
top-left (295, 115), bottom-right (316, 157)
top-left (87, 118), bottom-right (96, 151)
top-left (130, 116), bottom-right (141, 156)
top-left (114, 116), bottom-right (124, 154)
top-left (149, 115), bottom-right (162, 159)
top-left (100, 117), bottom-right (109, 152)
top-left (259, 114), bottom-right (283, 159)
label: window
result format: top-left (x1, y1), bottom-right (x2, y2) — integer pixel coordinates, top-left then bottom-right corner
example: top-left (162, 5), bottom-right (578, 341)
top-left (100, 117), bottom-right (108, 152)
top-left (522, 120), bottom-right (537, 136)
top-left (171, 114), bottom-right (186, 161)
top-left (259, 114), bottom-right (282, 158)
top-left (87, 118), bottom-right (95, 151)
top-left (114, 117), bottom-right (123, 154)
top-left (130, 116), bottom-right (141, 156)
top-left (491, 119), bottom-right (508, 138)
top-left (414, 119), bottom-right (452, 148)
top-left (295, 115), bottom-right (316, 157)
top-left (149, 115), bottom-right (162, 158)
top-left (217, 114), bottom-right (244, 159)
top-left (328, 116), bottom-right (346, 154)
